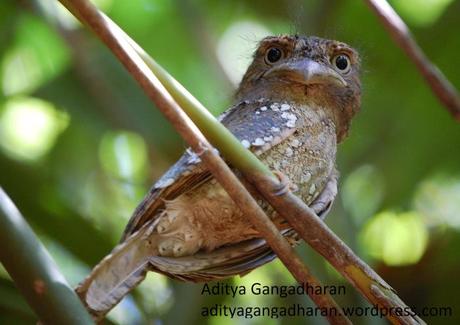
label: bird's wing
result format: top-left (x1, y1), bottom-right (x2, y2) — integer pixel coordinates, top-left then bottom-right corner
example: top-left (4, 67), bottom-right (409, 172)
top-left (218, 99), bottom-right (299, 156)
top-left (120, 151), bottom-right (210, 241)
top-left (121, 99), bottom-right (298, 241)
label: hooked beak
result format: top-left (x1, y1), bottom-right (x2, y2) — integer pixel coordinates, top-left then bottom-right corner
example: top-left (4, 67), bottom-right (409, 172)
top-left (265, 58), bottom-right (347, 87)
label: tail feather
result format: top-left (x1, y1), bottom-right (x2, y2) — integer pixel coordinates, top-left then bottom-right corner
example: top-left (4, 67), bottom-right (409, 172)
top-left (76, 220), bottom-right (293, 320)
top-left (76, 220), bottom-right (159, 320)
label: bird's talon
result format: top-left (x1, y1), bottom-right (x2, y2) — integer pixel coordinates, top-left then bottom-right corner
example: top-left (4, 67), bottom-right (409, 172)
top-left (272, 170), bottom-right (292, 196)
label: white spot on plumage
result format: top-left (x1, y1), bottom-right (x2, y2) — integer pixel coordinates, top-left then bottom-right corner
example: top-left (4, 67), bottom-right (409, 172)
top-left (241, 140), bottom-right (250, 148)
top-left (280, 103), bottom-right (290, 111)
top-left (286, 120), bottom-right (296, 128)
top-left (155, 177), bottom-right (175, 189)
top-left (187, 153), bottom-right (201, 164)
top-left (281, 112), bottom-right (297, 121)
top-left (290, 139), bottom-right (301, 147)
top-left (270, 103), bottom-right (280, 111)
top-left (260, 106), bottom-right (267, 111)
top-left (252, 138), bottom-right (265, 146)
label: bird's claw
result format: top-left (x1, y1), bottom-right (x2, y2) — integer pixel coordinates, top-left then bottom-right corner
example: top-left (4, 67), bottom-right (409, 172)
top-left (272, 170), bottom-right (293, 196)
top-left (309, 170), bottom-right (338, 219)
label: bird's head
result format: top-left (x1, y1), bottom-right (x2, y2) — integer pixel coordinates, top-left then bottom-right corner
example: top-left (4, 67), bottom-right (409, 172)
top-left (236, 35), bottom-right (361, 142)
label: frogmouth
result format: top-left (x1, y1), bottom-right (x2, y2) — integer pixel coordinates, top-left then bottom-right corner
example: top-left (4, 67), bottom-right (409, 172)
top-left (76, 35), bottom-right (361, 319)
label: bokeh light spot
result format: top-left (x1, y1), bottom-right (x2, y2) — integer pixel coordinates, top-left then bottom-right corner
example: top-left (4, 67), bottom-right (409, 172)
top-left (342, 164), bottom-right (384, 225)
top-left (0, 97), bottom-right (69, 161)
top-left (360, 211), bottom-right (428, 266)
top-left (217, 21), bottom-right (272, 86)
top-left (1, 14), bottom-right (70, 95)
top-left (2, 46), bottom-right (42, 96)
top-left (413, 174), bottom-right (460, 229)
top-left (98, 130), bottom-right (148, 182)
top-left (391, 0), bottom-right (454, 26)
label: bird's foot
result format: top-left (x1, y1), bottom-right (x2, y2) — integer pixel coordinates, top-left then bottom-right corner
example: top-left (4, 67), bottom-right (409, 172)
top-left (272, 170), bottom-right (293, 196)
top-left (309, 171), bottom-right (338, 219)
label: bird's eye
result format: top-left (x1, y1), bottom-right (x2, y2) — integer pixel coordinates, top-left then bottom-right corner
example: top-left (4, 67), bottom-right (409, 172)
top-left (265, 47), bottom-right (282, 64)
top-left (332, 54), bottom-right (351, 73)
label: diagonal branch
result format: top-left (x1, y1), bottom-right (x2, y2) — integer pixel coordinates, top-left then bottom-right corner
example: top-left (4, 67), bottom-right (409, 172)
top-left (365, 0), bottom-right (460, 120)
top-left (58, 0), bottom-right (349, 323)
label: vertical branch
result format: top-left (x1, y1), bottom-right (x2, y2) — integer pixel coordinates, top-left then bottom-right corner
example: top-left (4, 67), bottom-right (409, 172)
top-left (365, 0), bottom-right (460, 120)
top-left (0, 188), bottom-right (94, 325)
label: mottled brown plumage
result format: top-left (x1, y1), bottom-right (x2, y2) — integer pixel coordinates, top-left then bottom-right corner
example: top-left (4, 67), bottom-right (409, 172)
top-left (76, 35), bottom-right (361, 319)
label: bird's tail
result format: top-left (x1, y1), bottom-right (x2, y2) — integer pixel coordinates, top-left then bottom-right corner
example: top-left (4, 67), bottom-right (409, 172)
top-left (75, 220), bottom-right (159, 321)
top-left (76, 220), bottom-right (289, 320)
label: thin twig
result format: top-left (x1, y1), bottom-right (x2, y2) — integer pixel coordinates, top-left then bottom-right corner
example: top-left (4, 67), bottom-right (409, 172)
top-left (58, 0), bottom-right (350, 323)
top-left (365, 0), bottom-right (460, 120)
top-left (0, 188), bottom-right (94, 325)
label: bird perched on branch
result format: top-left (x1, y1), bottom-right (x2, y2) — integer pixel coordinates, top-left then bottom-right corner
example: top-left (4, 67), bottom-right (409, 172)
top-left (76, 35), bottom-right (361, 319)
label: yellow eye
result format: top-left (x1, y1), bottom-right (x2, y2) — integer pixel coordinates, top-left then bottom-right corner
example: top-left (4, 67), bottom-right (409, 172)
top-left (265, 47), bottom-right (283, 64)
top-left (332, 54), bottom-right (351, 73)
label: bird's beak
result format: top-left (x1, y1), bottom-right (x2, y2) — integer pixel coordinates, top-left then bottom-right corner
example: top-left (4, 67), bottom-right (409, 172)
top-left (266, 59), bottom-right (347, 87)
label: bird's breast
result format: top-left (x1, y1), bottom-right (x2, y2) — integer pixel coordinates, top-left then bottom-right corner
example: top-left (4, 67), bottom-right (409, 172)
top-left (259, 106), bottom-right (337, 204)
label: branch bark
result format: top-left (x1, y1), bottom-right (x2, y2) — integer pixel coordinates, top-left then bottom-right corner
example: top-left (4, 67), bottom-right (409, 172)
top-left (365, 0), bottom-right (460, 120)
top-left (0, 188), bottom-right (94, 325)
top-left (58, 1), bottom-right (424, 324)
top-left (58, 0), bottom-right (349, 323)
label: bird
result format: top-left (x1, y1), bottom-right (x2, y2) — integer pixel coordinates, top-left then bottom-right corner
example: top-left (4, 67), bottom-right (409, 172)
top-left (76, 35), bottom-right (361, 319)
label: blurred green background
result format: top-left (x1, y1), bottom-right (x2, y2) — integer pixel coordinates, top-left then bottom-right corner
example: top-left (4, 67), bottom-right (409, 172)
top-left (1, 0), bottom-right (459, 324)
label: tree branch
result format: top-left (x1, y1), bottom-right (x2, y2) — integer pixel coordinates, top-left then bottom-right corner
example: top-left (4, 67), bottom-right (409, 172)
top-left (0, 188), bottom-right (94, 325)
top-left (58, 0), bottom-right (349, 323)
top-left (365, 0), bottom-right (460, 120)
